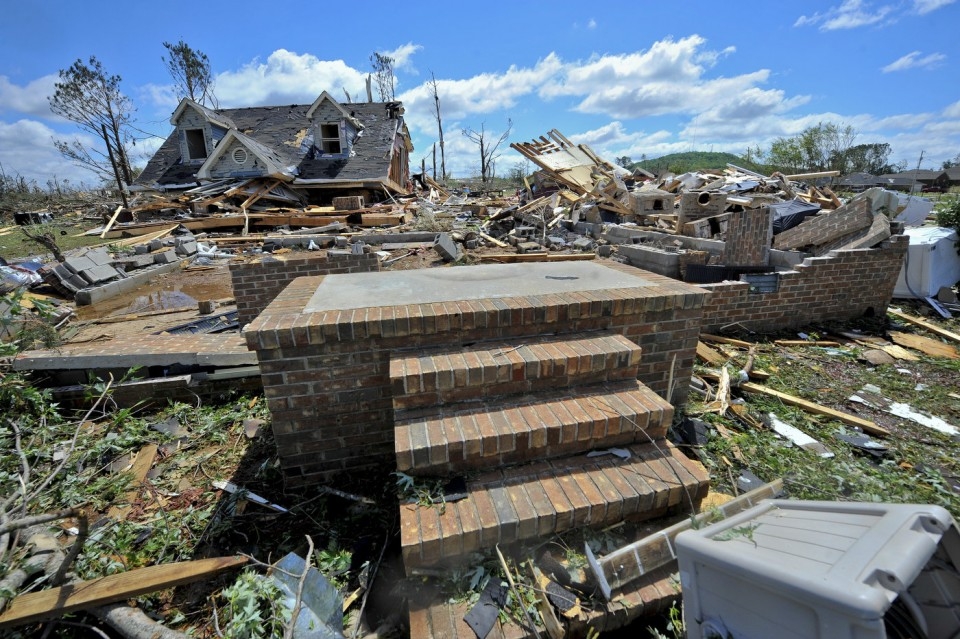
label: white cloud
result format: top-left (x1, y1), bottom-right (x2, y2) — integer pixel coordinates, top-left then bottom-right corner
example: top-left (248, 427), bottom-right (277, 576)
top-left (943, 100), bottom-right (960, 118)
top-left (381, 43), bottom-right (423, 73)
top-left (587, 18), bottom-right (597, 29)
top-left (913, 0), bottom-right (956, 13)
top-left (0, 74), bottom-right (58, 118)
top-left (214, 49), bottom-right (369, 107)
top-left (795, 0), bottom-right (894, 30)
top-left (0, 119), bottom-right (101, 187)
top-left (881, 51), bottom-right (946, 72)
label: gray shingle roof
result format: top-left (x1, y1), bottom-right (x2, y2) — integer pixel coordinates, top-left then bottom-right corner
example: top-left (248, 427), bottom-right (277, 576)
top-left (136, 100), bottom-right (402, 188)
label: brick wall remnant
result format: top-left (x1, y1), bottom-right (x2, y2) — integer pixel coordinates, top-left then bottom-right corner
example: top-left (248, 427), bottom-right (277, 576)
top-left (229, 252), bottom-right (380, 327)
top-left (722, 207), bottom-right (773, 267)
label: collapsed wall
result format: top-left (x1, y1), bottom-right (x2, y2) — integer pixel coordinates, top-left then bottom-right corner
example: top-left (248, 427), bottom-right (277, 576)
top-left (700, 236), bottom-right (908, 332)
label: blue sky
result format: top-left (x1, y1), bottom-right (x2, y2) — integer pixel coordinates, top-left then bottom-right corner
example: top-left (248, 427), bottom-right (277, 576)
top-left (1, 0), bottom-right (958, 188)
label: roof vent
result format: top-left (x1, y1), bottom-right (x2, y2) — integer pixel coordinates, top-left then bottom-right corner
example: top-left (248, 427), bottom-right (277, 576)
top-left (233, 148), bottom-right (248, 164)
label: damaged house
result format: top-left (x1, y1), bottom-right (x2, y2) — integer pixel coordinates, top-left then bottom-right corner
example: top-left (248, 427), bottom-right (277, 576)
top-left (134, 91), bottom-right (414, 205)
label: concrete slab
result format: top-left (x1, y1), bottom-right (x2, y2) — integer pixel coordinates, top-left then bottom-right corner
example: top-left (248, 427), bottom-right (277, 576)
top-left (304, 261), bottom-right (656, 313)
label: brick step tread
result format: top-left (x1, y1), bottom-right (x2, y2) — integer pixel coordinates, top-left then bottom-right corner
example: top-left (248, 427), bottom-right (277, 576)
top-left (400, 440), bottom-right (709, 575)
top-left (395, 380), bottom-right (673, 475)
top-left (389, 331), bottom-right (641, 408)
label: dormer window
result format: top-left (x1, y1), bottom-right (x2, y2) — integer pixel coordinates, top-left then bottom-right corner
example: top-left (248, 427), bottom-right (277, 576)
top-left (185, 129), bottom-right (207, 160)
top-left (320, 123), bottom-right (341, 154)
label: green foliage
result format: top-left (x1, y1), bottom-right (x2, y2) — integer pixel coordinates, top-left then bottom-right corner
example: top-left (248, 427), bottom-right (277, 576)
top-left (218, 569), bottom-right (291, 639)
top-left (162, 40), bottom-right (216, 107)
top-left (393, 471), bottom-right (447, 512)
top-left (313, 541), bottom-right (353, 589)
top-left (648, 602), bottom-right (685, 639)
top-left (634, 151), bottom-right (766, 175)
top-left (0, 289), bottom-right (60, 356)
top-left (49, 56), bottom-right (134, 184)
top-left (935, 195), bottom-right (960, 255)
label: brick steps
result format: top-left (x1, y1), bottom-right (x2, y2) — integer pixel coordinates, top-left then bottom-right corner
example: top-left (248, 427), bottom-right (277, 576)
top-left (389, 331), bottom-right (641, 410)
top-left (395, 380), bottom-right (673, 477)
top-left (400, 440), bottom-right (709, 575)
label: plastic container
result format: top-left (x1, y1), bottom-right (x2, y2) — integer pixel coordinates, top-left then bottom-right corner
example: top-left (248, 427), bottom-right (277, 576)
top-left (676, 500), bottom-right (960, 639)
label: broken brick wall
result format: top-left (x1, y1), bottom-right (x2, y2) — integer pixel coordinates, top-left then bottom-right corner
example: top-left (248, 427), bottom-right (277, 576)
top-left (722, 208), bottom-right (773, 267)
top-left (773, 198), bottom-right (872, 252)
top-left (229, 252), bottom-right (381, 327)
top-left (700, 236), bottom-right (907, 332)
top-left (245, 263), bottom-right (705, 487)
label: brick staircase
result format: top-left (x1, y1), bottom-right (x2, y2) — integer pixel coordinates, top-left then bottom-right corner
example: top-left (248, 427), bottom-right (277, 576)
top-left (394, 330), bottom-right (709, 575)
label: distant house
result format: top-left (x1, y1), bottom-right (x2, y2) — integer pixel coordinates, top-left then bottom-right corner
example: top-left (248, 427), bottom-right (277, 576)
top-left (836, 172), bottom-right (878, 192)
top-left (876, 173), bottom-right (920, 192)
top-left (134, 91), bottom-right (414, 204)
top-left (894, 169), bottom-right (950, 189)
top-left (945, 166), bottom-right (960, 187)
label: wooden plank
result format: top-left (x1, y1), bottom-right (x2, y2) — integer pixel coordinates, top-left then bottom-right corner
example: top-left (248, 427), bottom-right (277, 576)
top-left (700, 333), bottom-right (756, 349)
top-left (99, 205), bottom-right (125, 239)
top-left (888, 331), bottom-right (960, 359)
top-left (479, 253), bottom-right (596, 263)
top-left (479, 231), bottom-right (508, 248)
top-left (105, 444), bottom-right (158, 520)
top-left (0, 556), bottom-right (248, 628)
top-left (740, 381), bottom-right (889, 437)
top-left (774, 340), bottom-right (841, 347)
top-left (696, 341), bottom-right (727, 366)
top-left (888, 308), bottom-right (960, 345)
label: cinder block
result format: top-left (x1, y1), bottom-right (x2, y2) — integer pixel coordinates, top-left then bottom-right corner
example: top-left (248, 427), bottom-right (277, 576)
top-left (80, 264), bottom-right (123, 284)
top-left (64, 255), bottom-right (96, 274)
top-left (153, 250), bottom-right (179, 265)
top-left (175, 240), bottom-right (198, 256)
top-left (433, 233), bottom-right (462, 262)
top-left (86, 247), bottom-right (112, 266)
top-left (572, 237), bottom-right (596, 251)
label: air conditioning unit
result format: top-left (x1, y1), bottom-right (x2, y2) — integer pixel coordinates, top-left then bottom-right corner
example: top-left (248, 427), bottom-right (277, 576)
top-left (676, 500), bottom-right (960, 639)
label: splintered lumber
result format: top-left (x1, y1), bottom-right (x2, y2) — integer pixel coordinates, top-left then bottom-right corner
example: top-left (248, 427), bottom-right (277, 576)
top-left (739, 381), bottom-right (889, 437)
top-left (774, 340), bottom-right (841, 347)
top-left (99, 205), bottom-right (125, 238)
top-left (888, 308), bottom-right (960, 345)
top-left (699, 333), bottom-right (756, 349)
top-left (888, 331), bottom-right (959, 359)
top-left (696, 341), bottom-right (727, 366)
top-left (480, 253), bottom-right (596, 263)
top-left (479, 231), bottom-right (508, 248)
top-left (106, 444), bottom-right (158, 521)
top-left (586, 479), bottom-right (784, 600)
top-left (0, 556), bottom-right (248, 628)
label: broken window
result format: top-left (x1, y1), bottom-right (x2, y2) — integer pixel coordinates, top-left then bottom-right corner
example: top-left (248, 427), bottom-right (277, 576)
top-left (185, 129), bottom-right (207, 160)
top-left (320, 123), bottom-right (342, 154)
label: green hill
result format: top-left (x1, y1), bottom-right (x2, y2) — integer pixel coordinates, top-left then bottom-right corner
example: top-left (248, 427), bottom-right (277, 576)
top-left (633, 151), bottom-right (768, 176)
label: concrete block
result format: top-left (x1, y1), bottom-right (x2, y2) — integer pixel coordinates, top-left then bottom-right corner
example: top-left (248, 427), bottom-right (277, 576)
top-left (64, 255), bottom-right (96, 274)
top-left (517, 242), bottom-right (546, 254)
top-left (573, 237), bottom-right (596, 251)
top-left (80, 264), bottom-right (123, 285)
top-left (153, 250), bottom-right (179, 265)
top-left (86, 247), bottom-right (112, 266)
top-left (148, 240), bottom-right (163, 252)
top-left (175, 240), bottom-right (198, 256)
top-left (433, 233), bottom-right (462, 262)
top-left (335, 236), bottom-right (349, 248)
top-left (465, 239), bottom-right (479, 250)
top-left (134, 244), bottom-right (150, 255)
top-left (597, 244), bottom-right (614, 257)
top-left (547, 236), bottom-right (566, 249)
top-left (617, 244), bottom-right (681, 279)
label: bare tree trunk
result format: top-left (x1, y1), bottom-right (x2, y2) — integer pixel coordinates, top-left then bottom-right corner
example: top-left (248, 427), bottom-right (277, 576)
top-left (430, 73), bottom-right (446, 181)
top-left (92, 604), bottom-right (188, 639)
top-left (102, 124), bottom-right (129, 208)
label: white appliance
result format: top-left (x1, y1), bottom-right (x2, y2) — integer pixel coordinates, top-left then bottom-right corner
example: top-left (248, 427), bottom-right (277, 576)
top-left (893, 226), bottom-right (960, 298)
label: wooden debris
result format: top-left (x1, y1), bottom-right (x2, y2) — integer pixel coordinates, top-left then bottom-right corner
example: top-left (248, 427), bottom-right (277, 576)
top-left (700, 334), bottom-right (756, 349)
top-left (741, 381), bottom-right (889, 437)
top-left (888, 308), bottom-right (960, 345)
top-left (527, 563), bottom-right (567, 639)
top-left (0, 556), bottom-right (248, 628)
top-left (888, 331), bottom-right (960, 359)
top-left (106, 444), bottom-right (158, 521)
top-left (479, 253), bottom-right (595, 263)
top-left (774, 340), bottom-right (841, 347)
top-left (696, 341), bottom-right (727, 367)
